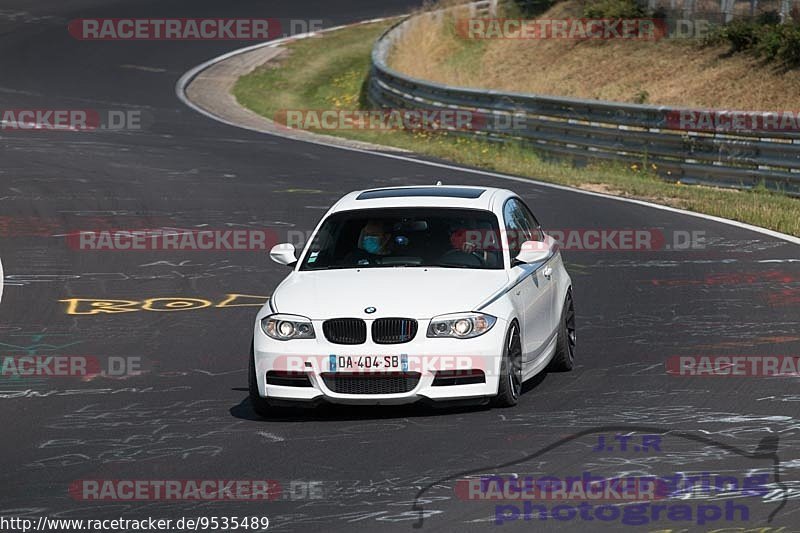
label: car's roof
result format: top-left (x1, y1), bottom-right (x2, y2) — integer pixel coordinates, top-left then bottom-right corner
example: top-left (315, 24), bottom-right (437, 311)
top-left (329, 184), bottom-right (516, 213)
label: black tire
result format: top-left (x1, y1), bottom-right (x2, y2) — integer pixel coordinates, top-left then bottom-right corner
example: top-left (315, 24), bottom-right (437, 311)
top-left (248, 339), bottom-right (273, 418)
top-left (491, 322), bottom-right (523, 407)
top-left (547, 290), bottom-right (576, 372)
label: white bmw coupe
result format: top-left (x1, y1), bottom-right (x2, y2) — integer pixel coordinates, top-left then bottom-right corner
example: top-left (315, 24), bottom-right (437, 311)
top-left (249, 185), bottom-right (574, 415)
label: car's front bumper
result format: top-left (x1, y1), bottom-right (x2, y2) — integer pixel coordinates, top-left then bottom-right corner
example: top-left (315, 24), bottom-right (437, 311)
top-left (253, 318), bottom-right (507, 405)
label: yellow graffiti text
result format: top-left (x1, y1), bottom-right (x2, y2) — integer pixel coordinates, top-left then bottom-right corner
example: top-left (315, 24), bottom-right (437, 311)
top-left (60, 294), bottom-right (269, 315)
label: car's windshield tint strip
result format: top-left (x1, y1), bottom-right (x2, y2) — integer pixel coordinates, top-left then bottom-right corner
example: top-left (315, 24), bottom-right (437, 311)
top-left (356, 187), bottom-right (485, 200)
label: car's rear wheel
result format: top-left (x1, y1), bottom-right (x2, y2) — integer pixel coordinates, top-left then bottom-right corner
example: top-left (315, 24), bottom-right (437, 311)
top-left (492, 322), bottom-right (523, 407)
top-left (547, 290), bottom-right (576, 372)
top-left (248, 339), bottom-right (273, 418)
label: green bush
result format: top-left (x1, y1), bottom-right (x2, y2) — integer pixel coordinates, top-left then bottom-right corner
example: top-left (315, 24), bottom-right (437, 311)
top-left (775, 24), bottom-right (800, 66)
top-left (510, 0), bottom-right (559, 17)
top-left (756, 10), bottom-right (781, 25)
top-left (718, 19), bottom-right (760, 52)
top-left (703, 11), bottom-right (800, 68)
top-left (755, 23), bottom-right (784, 59)
top-left (633, 88), bottom-right (649, 103)
top-left (752, 22), bottom-right (800, 67)
top-left (583, 0), bottom-right (646, 19)
top-left (701, 23), bottom-right (726, 46)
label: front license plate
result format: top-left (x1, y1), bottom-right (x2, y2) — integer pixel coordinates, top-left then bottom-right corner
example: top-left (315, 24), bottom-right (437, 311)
top-left (329, 354), bottom-right (408, 372)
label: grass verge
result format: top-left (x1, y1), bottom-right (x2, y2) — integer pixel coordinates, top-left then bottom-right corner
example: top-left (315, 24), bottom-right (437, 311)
top-left (233, 20), bottom-right (800, 237)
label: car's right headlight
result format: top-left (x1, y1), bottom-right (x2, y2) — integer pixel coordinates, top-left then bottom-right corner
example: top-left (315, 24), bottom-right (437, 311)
top-left (426, 312), bottom-right (496, 339)
top-left (261, 314), bottom-right (315, 341)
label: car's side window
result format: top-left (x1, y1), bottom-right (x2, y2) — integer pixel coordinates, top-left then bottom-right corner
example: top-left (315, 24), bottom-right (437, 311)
top-left (503, 198), bottom-right (535, 260)
top-left (517, 199), bottom-right (544, 241)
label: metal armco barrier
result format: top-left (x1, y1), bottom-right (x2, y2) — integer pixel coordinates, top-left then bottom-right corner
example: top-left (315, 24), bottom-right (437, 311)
top-left (368, 11), bottom-right (800, 195)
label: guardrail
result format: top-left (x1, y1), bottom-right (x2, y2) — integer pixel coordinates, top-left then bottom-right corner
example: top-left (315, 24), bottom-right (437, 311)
top-left (368, 9), bottom-right (800, 195)
top-left (471, 0), bottom-right (499, 16)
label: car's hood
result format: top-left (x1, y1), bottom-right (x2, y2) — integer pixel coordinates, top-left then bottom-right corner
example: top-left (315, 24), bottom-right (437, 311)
top-left (272, 268), bottom-right (510, 320)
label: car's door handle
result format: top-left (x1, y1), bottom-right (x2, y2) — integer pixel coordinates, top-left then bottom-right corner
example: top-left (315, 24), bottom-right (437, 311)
top-left (543, 266), bottom-right (553, 279)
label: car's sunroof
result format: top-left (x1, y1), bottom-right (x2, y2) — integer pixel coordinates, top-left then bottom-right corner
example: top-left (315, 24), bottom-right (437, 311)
top-left (356, 187), bottom-right (486, 200)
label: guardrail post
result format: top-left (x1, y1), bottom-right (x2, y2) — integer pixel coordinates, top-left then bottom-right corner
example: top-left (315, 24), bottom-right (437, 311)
top-left (780, 0), bottom-right (791, 22)
top-left (682, 0), bottom-right (696, 18)
top-left (721, 0), bottom-right (735, 22)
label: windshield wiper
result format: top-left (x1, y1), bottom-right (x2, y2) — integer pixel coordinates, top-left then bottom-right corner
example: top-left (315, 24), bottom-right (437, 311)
top-left (387, 262), bottom-right (424, 267)
top-left (304, 265), bottom-right (353, 270)
top-left (430, 263), bottom-right (475, 269)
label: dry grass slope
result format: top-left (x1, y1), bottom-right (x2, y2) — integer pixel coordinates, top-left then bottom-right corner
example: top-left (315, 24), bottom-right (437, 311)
top-left (389, 0), bottom-right (800, 110)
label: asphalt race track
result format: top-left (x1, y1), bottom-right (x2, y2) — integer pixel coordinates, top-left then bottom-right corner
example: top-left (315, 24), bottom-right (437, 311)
top-left (1, 1), bottom-right (799, 532)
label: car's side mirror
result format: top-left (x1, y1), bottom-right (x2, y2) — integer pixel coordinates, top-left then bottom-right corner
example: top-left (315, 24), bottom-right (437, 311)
top-left (514, 236), bottom-right (556, 265)
top-left (270, 243), bottom-right (298, 267)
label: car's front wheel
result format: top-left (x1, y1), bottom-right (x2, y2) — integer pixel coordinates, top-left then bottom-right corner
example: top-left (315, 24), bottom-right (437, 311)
top-left (248, 339), bottom-right (273, 418)
top-left (491, 322), bottom-right (523, 407)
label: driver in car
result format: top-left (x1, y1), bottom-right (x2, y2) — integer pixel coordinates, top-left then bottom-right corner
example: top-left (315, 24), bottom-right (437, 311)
top-left (359, 220), bottom-right (393, 255)
top-left (346, 220), bottom-right (395, 265)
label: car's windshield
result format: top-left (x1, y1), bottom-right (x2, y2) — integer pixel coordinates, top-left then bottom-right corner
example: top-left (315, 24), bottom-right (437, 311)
top-left (299, 207), bottom-right (504, 270)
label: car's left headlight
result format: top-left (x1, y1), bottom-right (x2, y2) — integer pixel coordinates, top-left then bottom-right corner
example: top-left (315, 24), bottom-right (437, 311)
top-left (427, 312), bottom-right (496, 339)
top-left (261, 314), bottom-right (315, 340)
